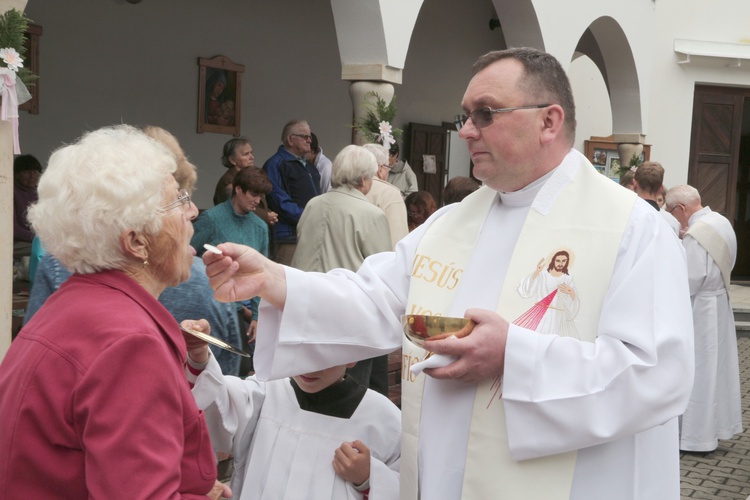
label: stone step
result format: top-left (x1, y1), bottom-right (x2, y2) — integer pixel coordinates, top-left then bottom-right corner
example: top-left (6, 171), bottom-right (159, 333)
top-left (734, 307), bottom-right (750, 323)
top-left (737, 320), bottom-right (750, 338)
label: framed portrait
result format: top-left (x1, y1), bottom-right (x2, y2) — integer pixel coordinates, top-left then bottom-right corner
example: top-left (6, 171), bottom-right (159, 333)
top-left (19, 24), bottom-right (42, 115)
top-left (197, 55), bottom-right (245, 136)
top-left (592, 148), bottom-right (607, 166)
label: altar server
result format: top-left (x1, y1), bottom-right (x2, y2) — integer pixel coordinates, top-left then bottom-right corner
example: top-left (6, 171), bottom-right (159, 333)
top-left (185, 319), bottom-right (400, 499)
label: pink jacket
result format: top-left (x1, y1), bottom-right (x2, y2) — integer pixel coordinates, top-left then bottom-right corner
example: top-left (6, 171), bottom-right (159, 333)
top-left (0, 270), bottom-right (216, 499)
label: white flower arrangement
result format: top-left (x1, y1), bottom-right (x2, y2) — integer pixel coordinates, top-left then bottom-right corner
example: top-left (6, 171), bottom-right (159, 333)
top-left (377, 120), bottom-right (396, 147)
top-left (354, 92), bottom-right (403, 147)
top-left (0, 9), bottom-right (34, 154)
top-left (0, 47), bottom-right (23, 72)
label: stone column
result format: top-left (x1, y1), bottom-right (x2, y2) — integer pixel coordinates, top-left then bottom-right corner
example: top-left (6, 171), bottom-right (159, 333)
top-left (1, 118), bottom-right (13, 361)
top-left (349, 81), bottom-right (394, 145)
top-left (613, 133), bottom-right (646, 179)
top-left (616, 143), bottom-right (644, 169)
top-left (1, 1), bottom-right (30, 361)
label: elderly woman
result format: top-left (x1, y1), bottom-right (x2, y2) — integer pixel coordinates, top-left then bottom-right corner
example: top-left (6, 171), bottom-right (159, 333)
top-left (291, 145), bottom-right (391, 273)
top-left (291, 145), bottom-right (391, 392)
top-left (214, 137), bottom-right (277, 229)
top-left (214, 136), bottom-right (254, 205)
top-left (0, 125), bottom-right (229, 499)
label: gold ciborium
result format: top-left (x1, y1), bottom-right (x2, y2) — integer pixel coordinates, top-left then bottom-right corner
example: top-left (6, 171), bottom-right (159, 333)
top-left (401, 315), bottom-right (475, 350)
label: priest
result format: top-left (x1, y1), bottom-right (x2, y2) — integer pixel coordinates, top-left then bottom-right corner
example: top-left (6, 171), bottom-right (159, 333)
top-left (202, 48), bottom-right (694, 500)
top-left (665, 184), bottom-right (743, 452)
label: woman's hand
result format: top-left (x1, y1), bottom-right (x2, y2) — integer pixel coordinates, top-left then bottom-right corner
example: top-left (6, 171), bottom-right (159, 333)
top-left (206, 479), bottom-right (232, 499)
top-left (247, 320), bottom-right (258, 344)
top-left (267, 211), bottom-right (279, 225)
top-left (180, 318), bottom-right (211, 364)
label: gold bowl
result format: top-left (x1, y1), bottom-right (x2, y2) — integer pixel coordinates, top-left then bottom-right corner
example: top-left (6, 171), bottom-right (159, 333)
top-left (401, 315), bottom-right (475, 349)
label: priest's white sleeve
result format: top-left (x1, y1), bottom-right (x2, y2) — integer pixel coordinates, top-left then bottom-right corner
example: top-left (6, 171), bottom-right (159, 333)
top-left (501, 205), bottom-right (695, 461)
top-left (254, 209), bottom-right (451, 381)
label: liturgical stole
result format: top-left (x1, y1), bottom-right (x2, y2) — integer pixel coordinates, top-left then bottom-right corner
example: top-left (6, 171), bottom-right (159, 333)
top-left (401, 153), bottom-right (637, 499)
top-left (686, 215), bottom-right (734, 290)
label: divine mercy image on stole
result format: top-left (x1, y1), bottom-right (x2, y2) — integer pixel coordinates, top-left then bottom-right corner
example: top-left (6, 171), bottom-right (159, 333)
top-left (515, 249), bottom-right (580, 339)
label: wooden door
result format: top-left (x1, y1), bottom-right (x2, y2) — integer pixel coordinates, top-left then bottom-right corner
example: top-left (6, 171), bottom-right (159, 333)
top-left (688, 85), bottom-right (749, 277)
top-left (407, 123), bottom-right (449, 205)
top-left (688, 87), bottom-right (743, 216)
top-left (736, 134), bottom-right (750, 277)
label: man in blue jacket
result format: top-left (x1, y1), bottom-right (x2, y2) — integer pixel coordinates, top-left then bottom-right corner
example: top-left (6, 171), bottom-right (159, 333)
top-left (262, 120), bottom-right (321, 264)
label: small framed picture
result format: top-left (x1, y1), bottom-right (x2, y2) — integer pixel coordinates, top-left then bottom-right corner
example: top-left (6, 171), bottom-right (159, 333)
top-left (197, 55), bottom-right (245, 136)
top-left (609, 157), bottom-right (621, 178)
top-left (592, 148), bottom-right (607, 166)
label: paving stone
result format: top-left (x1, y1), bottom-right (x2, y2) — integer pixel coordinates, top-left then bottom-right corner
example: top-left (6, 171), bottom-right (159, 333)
top-left (680, 336), bottom-right (750, 499)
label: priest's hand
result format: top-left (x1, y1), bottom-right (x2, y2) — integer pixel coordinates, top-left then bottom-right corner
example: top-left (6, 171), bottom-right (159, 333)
top-left (333, 440), bottom-right (371, 487)
top-left (424, 308), bottom-right (507, 382)
top-left (203, 242), bottom-right (287, 309)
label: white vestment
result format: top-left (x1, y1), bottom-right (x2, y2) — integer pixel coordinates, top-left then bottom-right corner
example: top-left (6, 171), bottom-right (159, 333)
top-left (192, 356), bottom-right (401, 500)
top-left (256, 150), bottom-right (694, 499)
top-left (679, 207), bottom-right (742, 451)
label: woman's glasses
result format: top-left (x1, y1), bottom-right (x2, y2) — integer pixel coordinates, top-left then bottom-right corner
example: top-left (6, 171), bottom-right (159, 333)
top-left (157, 189), bottom-right (191, 214)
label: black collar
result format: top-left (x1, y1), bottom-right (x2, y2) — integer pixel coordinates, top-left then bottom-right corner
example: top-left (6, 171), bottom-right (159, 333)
top-left (289, 375), bottom-right (367, 419)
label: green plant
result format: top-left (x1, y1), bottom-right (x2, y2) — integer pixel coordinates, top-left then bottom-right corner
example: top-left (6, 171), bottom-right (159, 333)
top-left (0, 9), bottom-right (36, 87)
top-left (628, 153), bottom-right (643, 169)
top-left (354, 91), bottom-right (403, 145)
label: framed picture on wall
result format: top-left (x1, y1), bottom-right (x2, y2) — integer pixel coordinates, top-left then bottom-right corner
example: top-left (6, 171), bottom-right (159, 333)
top-left (19, 24), bottom-right (42, 115)
top-left (592, 148), bottom-right (607, 166)
top-left (583, 136), bottom-right (651, 179)
top-left (197, 55), bottom-right (245, 136)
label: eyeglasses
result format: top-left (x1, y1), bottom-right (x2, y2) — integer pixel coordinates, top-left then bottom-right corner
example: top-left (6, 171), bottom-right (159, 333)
top-left (157, 189), bottom-right (191, 214)
top-left (290, 133), bottom-right (312, 141)
top-left (453, 104), bottom-right (551, 131)
top-left (667, 203), bottom-right (683, 214)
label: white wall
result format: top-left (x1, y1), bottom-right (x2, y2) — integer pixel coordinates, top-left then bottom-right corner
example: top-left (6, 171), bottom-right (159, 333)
top-left (22, 0), bottom-right (750, 205)
top-left (647, 0), bottom-right (750, 189)
top-left (569, 55), bottom-right (612, 154)
top-left (20, 0), bottom-right (501, 209)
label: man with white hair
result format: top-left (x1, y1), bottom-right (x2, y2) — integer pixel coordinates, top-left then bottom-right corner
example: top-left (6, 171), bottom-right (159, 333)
top-left (362, 143), bottom-right (408, 250)
top-left (262, 119), bottom-right (321, 265)
top-left (665, 184), bottom-right (742, 452)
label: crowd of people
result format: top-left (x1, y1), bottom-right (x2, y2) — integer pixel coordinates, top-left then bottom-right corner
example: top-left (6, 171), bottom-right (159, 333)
top-left (1, 46), bottom-right (744, 500)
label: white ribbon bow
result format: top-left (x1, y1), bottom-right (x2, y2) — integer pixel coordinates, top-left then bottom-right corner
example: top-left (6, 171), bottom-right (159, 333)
top-left (0, 68), bottom-right (32, 154)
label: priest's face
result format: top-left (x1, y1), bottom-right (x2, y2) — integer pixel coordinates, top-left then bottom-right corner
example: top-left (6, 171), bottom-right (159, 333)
top-left (458, 58), bottom-right (552, 192)
top-left (293, 363), bottom-right (355, 394)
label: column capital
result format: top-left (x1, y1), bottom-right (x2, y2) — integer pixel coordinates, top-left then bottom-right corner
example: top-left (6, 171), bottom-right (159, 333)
top-left (342, 64), bottom-right (402, 85)
top-left (612, 133), bottom-right (646, 144)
